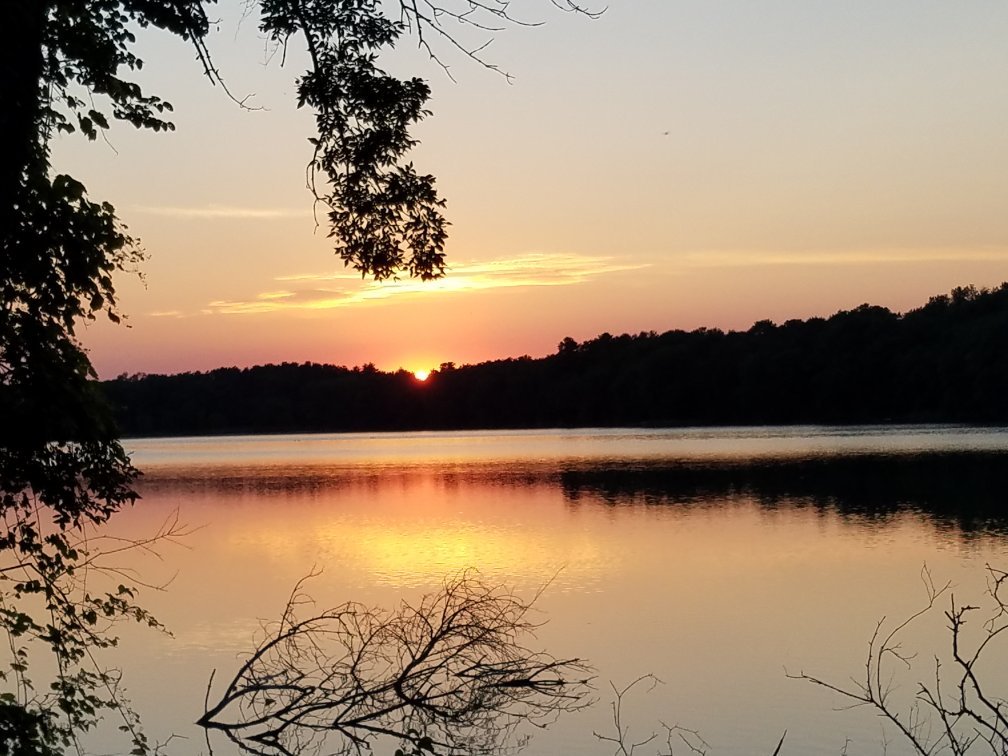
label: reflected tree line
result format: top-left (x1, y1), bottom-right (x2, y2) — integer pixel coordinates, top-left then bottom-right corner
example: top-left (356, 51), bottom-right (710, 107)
top-left (559, 452), bottom-right (1008, 536)
top-left (137, 451), bottom-right (1008, 538)
top-left (104, 284), bottom-right (1008, 436)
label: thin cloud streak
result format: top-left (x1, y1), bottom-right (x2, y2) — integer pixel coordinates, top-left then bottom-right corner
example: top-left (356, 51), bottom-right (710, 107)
top-left (133, 204), bottom-right (310, 220)
top-left (680, 247), bottom-right (1008, 268)
top-left (208, 253), bottom-right (648, 315)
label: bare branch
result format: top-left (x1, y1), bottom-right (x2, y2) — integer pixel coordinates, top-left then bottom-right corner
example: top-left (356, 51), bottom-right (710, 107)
top-left (199, 570), bottom-right (593, 756)
top-left (790, 564), bottom-right (1008, 756)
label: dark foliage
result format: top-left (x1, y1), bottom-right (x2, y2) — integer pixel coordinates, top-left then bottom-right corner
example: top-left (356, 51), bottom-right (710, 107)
top-left (104, 283), bottom-right (1008, 436)
top-left (2, 1), bottom-right (155, 749)
top-left (1, 0), bottom-right (593, 750)
top-left (261, 0), bottom-right (448, 280)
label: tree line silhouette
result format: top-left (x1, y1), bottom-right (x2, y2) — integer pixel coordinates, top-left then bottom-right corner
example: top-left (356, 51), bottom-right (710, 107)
top-left (102, 283), bottom-right (1008, 436)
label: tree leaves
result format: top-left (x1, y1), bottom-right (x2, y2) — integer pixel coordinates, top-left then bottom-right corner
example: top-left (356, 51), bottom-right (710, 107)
top-left (262, 0), bottom-right (448, 281)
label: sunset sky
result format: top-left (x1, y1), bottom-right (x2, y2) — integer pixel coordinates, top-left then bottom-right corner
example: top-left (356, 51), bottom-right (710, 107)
top-left (57, 0), bottom-right (1008, 378)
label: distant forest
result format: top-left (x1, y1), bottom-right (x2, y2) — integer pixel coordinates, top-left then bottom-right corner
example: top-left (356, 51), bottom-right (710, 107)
top-left (102, 284), bottom-right (1008, 436)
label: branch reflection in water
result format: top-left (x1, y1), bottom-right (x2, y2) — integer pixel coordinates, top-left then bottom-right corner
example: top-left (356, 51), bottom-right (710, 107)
top-left (198, 570), bottom-right (593, 756)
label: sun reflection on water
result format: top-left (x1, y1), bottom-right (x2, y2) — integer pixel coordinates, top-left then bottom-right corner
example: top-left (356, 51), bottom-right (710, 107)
top-left (93, 430), bottom-right (1008, 756)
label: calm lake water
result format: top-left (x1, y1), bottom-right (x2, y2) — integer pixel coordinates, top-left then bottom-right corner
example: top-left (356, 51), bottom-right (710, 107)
top-left (90, 426), bottom-right (1008, 755)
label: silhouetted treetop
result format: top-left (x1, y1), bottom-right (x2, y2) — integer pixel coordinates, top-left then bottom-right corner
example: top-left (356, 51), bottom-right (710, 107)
top-left (103, 282), bottom-right (1008, 436)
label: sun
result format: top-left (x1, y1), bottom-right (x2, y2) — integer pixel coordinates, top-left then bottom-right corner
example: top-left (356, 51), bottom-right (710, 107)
top-left (413, 369), bottom-right (431, 382)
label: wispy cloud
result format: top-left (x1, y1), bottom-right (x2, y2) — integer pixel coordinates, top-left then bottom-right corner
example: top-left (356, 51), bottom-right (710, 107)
top-left (206, 288), bottom-right (352, 314)
top-left (679, 247), bottom-right (1008, 268)
top-left (207, 253), bottom-right (648, 315)
top-left (132, 204), bottom-right (310, 220)
top-left (148, 310), bottom-right (186, 318)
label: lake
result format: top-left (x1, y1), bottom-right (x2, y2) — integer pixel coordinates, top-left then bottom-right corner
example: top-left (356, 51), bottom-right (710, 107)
top-left (89, 426), bottom-right (1008, 755)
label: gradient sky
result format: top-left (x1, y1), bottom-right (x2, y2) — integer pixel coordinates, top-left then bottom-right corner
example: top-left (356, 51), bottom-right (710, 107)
top-left (56, 0), bottom-right (1008, 378)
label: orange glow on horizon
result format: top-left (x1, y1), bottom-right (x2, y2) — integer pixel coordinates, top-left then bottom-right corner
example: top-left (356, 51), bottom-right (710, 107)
top-left (413, 369), bottom-right (431, 382)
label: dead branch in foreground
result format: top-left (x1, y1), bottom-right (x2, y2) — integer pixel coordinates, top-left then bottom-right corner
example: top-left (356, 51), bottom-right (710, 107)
top-left (593, 675), bottom-right (786, 756)
top-left (198, 570), bottom-right (593, 756)
top-left (790, 564), bottom-right (1008, 755)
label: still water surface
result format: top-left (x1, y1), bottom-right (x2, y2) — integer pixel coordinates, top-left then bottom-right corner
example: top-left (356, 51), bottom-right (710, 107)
top-left (99, 426), bottom-right (1008, 755)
